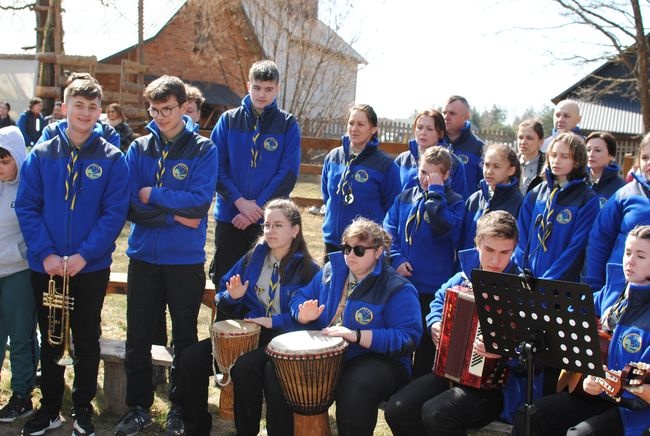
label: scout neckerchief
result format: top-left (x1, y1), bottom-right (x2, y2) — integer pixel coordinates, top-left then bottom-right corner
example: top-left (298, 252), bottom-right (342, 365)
top-left (156, 139), bottom-right (172, 188)
top-left (329, 273), bottom-right (357, 326)
top-left (336, 151), bottom-right (358, 205)
top-left (251, 112), bottom-right (262, 167)
top-left (537, 183), bottom-right (560, 252)
top-left (601, 284), bottom-right (629, 334)
top-left (265, 262), bottom-right (280, 316)
top-left (405, 189), bottom-right (426, 245)
top-left (65, 144), bottom-right (79, 210)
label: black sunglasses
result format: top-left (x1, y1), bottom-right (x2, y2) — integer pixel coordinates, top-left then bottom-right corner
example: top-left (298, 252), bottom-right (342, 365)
top-left (340, 244), bottom-right (377, 257)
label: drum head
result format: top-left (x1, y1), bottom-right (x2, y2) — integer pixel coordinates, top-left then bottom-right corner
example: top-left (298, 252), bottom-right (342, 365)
top-left (212, 319), bottom-right (261, 335)
top-left (267, 330), bottom-right (346, 355)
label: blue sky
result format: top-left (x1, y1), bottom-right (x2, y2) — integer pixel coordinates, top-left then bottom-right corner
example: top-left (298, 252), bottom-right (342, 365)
top-left (3, 0), bottom-right (648, 121)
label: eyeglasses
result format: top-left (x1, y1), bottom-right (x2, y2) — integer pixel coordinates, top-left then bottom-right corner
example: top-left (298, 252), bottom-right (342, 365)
top-left (147, 105), bottom-right (179, 118)
top-left (263, 222), bottom-right (286, 231)
top-left (340, 244), bottom-right (377, 257)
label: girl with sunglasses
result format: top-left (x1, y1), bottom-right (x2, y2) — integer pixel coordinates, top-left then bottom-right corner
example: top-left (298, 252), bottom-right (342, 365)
top-left (175, 199), bottom-right (319, 436)
top-left (279, 218), bottom-right (422, 436)
top-left (384, 145), bottom-right (465, 377)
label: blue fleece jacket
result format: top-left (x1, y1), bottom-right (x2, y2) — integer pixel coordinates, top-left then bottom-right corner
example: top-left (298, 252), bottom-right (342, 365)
top-left (516, 169), bottom-right (599, 281)
top-left (446, 121), bottom-right (484, 195)
top-left (461, 178), bottom-right (524, 250)
top-left (126, 118), bottom-right (217, 265)
top-left (215, 242), bottom-right (320, 332)
top-left (290, 252), bottom-right (422, 374)
top-left (589, 162), bottom-right (625, 208)
top-left (593, 263), bottom-right (650, 436)
top-left (15, 129), bottom-right (129, 273)
top-left (38, 120), bottom-right (121, 149)
top-left (584, 172), bottom-right (650, 290)
top-left (395, 139), bottom-right (468, 199)
top-left (211, 95), bottom-right (300, 223)
top-left (16, 110), bottom-right (44, 147)
top-left (322, 135), bottom-right (401, 245)
top-left (384, 183), bottom-right (464, 294)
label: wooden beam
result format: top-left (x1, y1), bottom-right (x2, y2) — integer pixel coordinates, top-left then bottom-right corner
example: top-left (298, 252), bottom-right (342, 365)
top-left (300, 163), bottom-right (322, 175)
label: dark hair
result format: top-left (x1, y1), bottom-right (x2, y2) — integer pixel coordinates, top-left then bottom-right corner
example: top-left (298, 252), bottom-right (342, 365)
top-left (421, 145), bottom-right (452, 174)
top-left (0, 146), bottom-right (10, 159)
top-left (144, 75), bottom-right (187, 104)
top-left (629, 224), bottom-right (650, 240)
top-left (446, 95), bottom-right (470, 112)
top-left (29, 97), bottom-right (42, 109)
top-left (53, 101), bottom-right (63, 108)
top-left (0, 101), bottom-right (10, 111)
top-left (586, 131), bottom-right (617, 158)
top-left (518, 119), bottom-right (544, 140)
top-left (413, 109), bottom-right (445, 139)
top-left (484, 143), bottom-right (522, 181)
top-left (475, 210), bottom-right (519, 245)
top-left (342, 217), bottom-right (392, 254)
top-left (249, 60), bottom-right (280, 83)
top-left (65, 72), bottom-right (97, 86)
top-left (185, 85), bottom-right (205, 109)
top-left (546, 132), bottom-right (588, 181)
top-left (64, 77), bottom-right (103, 103)
top-left (350, 104), bottom-right (378, 141)
top-left (262, 199), bottom-right (315, 283)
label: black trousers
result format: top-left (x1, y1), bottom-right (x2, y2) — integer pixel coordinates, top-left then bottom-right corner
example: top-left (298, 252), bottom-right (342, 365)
top-left (179, 330), bottom-right (290, 436)
top-left (385, 373), bottom-right (503, 436)
top-left (211, 220), bottom-right (262, 285)
top-left (32, 268), bottom-right (109, 413)
top-left (511, 391), bottom-right (622, 436)
top-left (124, 259), bottom-right (204, 409)
top-left (412, 293), bottom-right (436, 379)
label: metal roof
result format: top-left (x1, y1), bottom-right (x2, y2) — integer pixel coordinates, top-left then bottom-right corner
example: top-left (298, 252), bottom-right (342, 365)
top-left (576, 100), bottom-right (643, 135)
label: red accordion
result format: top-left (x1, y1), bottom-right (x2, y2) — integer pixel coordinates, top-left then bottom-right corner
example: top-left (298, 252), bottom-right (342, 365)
top-left (433, 285), bottom-right (508, 389)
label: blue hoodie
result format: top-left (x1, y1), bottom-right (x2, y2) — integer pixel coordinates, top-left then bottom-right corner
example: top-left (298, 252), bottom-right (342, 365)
top-left (395, 139), bottom-right (469, 199)
top-left (215, 242), bottom-right (320, 332)
top-left (461, 177), bottom-right (524, 250)
top-left (589, 162), bottom-right (625, 208)
top-left (446, 121), bottom-right (484, 195)
top-left (290, 252), bottom-right (422, 374)
top-left (322, 135), bottom-right (401, 245)
top-left (516, 169), bottom-right (599, 281)
top-left (384, 182), bottom-right (464, 294)
top-left (584, 172), bottom-right (650, 290)
top-left (16, 127), bottom-right (129, 273)
top-left (38, 119), bottom-right (121, 149)
top-left (593, 263), bottom-right (650, 436)
top-left (211, 95), bottom-right (300, 223)
top-left (126, 118), bottom-right (217, 265)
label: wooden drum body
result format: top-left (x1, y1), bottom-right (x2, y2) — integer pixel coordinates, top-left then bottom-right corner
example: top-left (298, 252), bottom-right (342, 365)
top-left (211, 319), bottom-right (261, 420)
top-left (266, 330), bottom-right (348, 436)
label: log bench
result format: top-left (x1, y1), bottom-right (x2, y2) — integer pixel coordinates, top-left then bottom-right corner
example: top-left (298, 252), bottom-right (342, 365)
top-left (99, 338), bottom-right (173, 415)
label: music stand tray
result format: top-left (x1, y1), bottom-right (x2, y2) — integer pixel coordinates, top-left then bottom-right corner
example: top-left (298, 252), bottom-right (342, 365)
top-left (471, 270), bottom-right (605, 435)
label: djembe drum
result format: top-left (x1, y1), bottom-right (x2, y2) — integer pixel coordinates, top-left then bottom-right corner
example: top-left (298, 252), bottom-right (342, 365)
top-left (211, 319), bottom-right (261, 420)
top-left (266, 330), bottom-right (348, 436)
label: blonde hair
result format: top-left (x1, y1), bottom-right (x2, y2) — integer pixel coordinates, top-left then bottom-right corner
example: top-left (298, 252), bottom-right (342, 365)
top-left (342, 217), bottom-right (391, 253)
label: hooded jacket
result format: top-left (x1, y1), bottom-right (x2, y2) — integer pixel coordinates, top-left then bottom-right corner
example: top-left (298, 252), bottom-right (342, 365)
top-left (0, 126), bottom-right (28, 276)
top-left (446, 121), bottom-right (485, 195)
top-left (461, 177), bottom-right (524, 250)
top-left (584, 172), bottom-right (650, 290)
top-left (215, 242), bottom-right (320, 331)
top-left (322, 135), bottom-right (401, 245)
top-left (515, 169), bottom-right (599, 281)
top-left (16, 126), bottom-right (129, 273)
top-left (384, 182), bottom-right (464, 293)
top-left (16, 110), bottom-right (44, 147)
top-left (593, 263), bottom-right (650, 436)
top-left (126, 117), bottom-right (217, 265)
top-left (395, 139), bottom-right (469, 199)
top-left (588, 162), bottom-right (625, 206)
top-left (38, 119), bottom-right (121, 149)
top-left (211, 95), bottom-right (300, 223)
top-left (290, 252), bottom-right (422, 374)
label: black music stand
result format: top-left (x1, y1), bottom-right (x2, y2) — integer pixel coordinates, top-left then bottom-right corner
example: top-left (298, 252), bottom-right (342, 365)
top-left (471, 270), bottom-right (605, 436)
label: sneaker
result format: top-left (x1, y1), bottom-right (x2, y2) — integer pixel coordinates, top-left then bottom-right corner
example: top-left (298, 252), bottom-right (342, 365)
top-left (114, 406), bottom-right (152, 436)
top-left (21, 409), bottom-right (62, 435)
top-left (164, 406), bottom-right (184, 435)
top-left (0, 392), bottom-right (33, 423)
top-left (72, 405), bottom-right (95, 436)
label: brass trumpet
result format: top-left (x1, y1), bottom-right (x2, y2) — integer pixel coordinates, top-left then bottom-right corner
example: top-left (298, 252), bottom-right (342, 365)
top-left (42, 256), bottom-right (76, 366)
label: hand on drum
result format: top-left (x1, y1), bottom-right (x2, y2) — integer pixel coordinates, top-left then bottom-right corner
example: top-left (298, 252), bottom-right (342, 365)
top-left (247, 316), bottom-right (272, 329)
top-left (226, 274), bottom-right (249, 299)
top-left (297, 299), bottom-right (325, 324)
top-left (322, 325), bottom-right (355, 343)
top-left (473, 334), bottom-right (501, 359)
